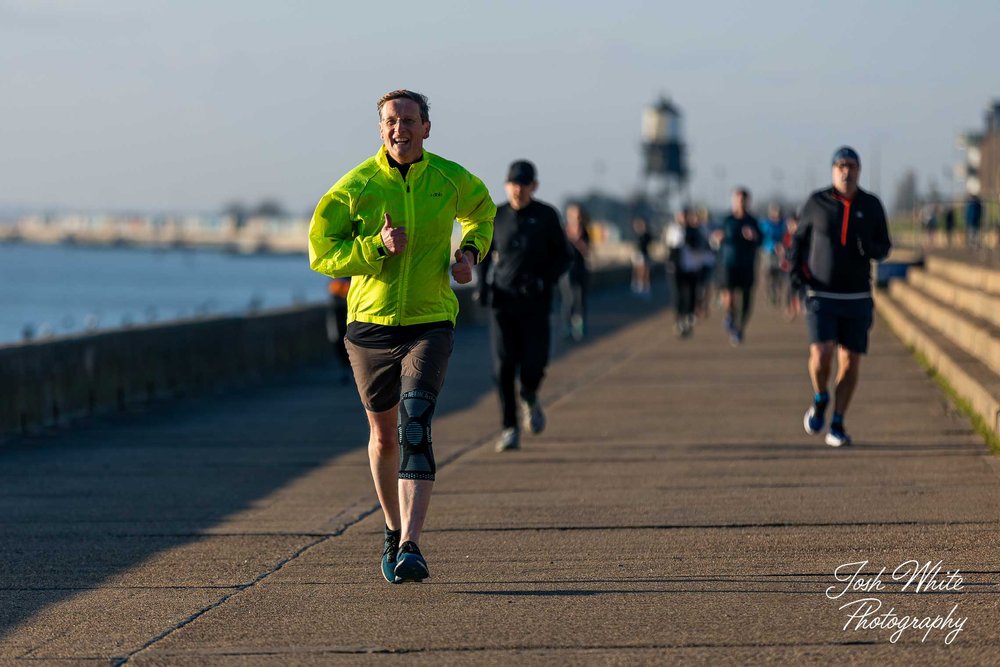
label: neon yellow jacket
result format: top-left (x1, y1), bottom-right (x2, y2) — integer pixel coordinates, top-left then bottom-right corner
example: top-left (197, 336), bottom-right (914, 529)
top-left (309, 147), bottom-right (495, 326)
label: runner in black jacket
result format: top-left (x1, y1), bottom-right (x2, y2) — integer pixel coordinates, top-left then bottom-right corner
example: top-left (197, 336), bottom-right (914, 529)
top-left (714, 187), bottom-right (762, 345)
top-left (790, 146), bottom-right (891, 447)
top-left (478, 160), bottom-right (570, 452)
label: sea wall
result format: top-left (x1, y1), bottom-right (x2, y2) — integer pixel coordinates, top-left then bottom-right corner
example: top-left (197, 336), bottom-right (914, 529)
top-left (1, 265), bottom-right (633, 441)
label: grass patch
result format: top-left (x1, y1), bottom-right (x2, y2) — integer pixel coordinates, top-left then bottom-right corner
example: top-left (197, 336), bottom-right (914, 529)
top-left (910, 348), bottom-right (1000, 455)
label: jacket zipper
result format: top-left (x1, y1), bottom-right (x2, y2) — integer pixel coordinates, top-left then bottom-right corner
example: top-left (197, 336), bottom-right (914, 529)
top-left (398, 171), bottom-right (416, 325)
top-left (834, 194), bottom-right (852, 246)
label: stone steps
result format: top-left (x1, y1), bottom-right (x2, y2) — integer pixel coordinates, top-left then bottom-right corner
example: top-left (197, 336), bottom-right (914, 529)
top-left (876, 254), bottom-right (1000, 437)
top-left (924, 256), bottom-right (1000, 296)
top-left (908, 268), bottom-right (1000, 330)
top-left (889, 279), bottom-right (1000, 376)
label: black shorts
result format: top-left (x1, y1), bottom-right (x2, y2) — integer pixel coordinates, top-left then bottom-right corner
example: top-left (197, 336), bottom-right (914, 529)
top-left (805, 295), bottom-right (874, 354)
top-left (345, 328), bottom-right (454, 412)
top-left (723, 264), bottom-right (755, 290)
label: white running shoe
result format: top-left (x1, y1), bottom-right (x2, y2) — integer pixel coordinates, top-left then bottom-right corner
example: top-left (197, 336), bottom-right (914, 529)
top-left (825, 427), bottom-right (852, 447)
top-left (495, 427), bottom-right (520, 452)
top-left (520, 398), bottom-right (545, 435)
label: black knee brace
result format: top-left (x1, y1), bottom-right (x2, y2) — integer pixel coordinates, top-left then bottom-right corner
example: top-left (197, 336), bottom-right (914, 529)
top-left (398, 378), bottom-right (437, 481)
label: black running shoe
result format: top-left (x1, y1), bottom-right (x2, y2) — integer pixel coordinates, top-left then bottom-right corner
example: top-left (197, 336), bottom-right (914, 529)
top-left (381, 526), bottom-right (401, 583)
top-left (394, 541), bottom-right (429, 582)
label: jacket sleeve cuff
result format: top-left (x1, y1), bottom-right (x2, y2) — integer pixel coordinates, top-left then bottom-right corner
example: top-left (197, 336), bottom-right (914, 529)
top-left (364, 234), bottom-right (388, 264)
top-left (460, 245), bottom-right (479, 264)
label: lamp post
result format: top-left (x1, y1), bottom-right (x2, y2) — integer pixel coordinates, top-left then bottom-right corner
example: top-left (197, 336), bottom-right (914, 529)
top-left (641, 97), bottom-right (688, 221)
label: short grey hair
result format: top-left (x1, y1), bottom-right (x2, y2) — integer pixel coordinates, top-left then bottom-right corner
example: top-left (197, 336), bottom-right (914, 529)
top-left (377, 89), bottom-right (430, 122)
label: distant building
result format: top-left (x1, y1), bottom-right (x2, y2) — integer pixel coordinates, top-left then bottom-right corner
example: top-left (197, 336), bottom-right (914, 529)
top-left (640, 97), bottom-right (688, 220)
top-left (979, 101), bottom-right (1000, 200)
top-left (960, 100), bottom-right (1000, 200)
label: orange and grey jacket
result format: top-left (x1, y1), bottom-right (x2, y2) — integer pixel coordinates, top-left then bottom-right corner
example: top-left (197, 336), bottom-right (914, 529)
top-left (308, 147), bottom-right (495, 326)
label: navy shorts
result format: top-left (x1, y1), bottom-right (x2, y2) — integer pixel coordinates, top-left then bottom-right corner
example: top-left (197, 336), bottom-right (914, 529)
top-left (805, 295), bottom-right (874, 354)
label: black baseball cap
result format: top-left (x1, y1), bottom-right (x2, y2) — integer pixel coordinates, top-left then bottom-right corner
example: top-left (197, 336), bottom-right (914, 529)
top-left (506, 160), bottom-right (536, 184)
top-left (831, 146), bottom-right (860, 165)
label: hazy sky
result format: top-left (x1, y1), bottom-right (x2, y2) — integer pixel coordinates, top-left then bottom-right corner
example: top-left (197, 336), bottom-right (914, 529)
top-left (1, 0), bottom-right (996, 215)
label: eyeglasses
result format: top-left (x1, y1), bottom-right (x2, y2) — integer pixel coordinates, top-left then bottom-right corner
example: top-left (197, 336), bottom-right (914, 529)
top-left (381, 117), bottom-right (422, 128)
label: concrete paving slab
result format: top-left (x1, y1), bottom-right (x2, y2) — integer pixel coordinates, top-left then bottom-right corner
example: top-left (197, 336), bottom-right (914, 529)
top-left (1, 287), bottom-right (998, 665)
top-left (0, 587), bottom-right (232, 660)
top-left (136, 579), bottom-right (996, 656)
top-left (0, 535), bottom-right (313, 590)
top-left (0, 659), bottom-right (108, 666)
top-left (127, 644), bottom-right (1000, 667)
top-left (265, 524), bottom-right (1000, 585)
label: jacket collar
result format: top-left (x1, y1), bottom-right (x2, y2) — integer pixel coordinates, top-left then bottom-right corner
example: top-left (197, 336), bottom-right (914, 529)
top-left (825, 185), bottom-right (864, 203)
top-left (375, 145), bottom-right (429, 178)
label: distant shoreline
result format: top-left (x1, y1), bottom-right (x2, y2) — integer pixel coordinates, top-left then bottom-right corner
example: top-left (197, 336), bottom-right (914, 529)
top-left (0, 214), bottom-right (309, 255)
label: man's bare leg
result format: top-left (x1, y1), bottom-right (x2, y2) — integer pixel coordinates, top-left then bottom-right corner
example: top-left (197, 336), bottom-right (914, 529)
top-left (721, 288), bottom-right (733, 314)
top-left (365, 407), bottom-right (400, 531)
top-left (808, 341), bottom-right (835, 394)
top-left (833, 346), bottom-right (862, 415)
top-left (804, 341), bottom-right (836, 435)
top-left (399, 479), bottom-right (433, 544)
top-left (365, 405), bottom-right (434, 544)
top-left (721, 288), bottom-right (736, 333)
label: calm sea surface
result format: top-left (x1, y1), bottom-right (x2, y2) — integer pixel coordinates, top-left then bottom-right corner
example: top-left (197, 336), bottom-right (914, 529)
top-left (0, 243), bottom-right (329, 345)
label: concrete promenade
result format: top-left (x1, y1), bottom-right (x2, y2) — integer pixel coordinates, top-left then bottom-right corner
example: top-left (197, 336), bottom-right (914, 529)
top-left (1, 286), bottom-right (998, 665)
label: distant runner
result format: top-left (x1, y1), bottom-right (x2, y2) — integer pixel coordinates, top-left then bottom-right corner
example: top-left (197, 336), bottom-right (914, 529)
top-left (714, 188), bottom-right (761, 345)
top-left (631, 216), bottom-right (654, 298)
top-left (761, 204), bottom-right (787, 306)
top-left (560, 202), bottom-right (592, 342)
top-left (665, 207), bottom-right (712, 338)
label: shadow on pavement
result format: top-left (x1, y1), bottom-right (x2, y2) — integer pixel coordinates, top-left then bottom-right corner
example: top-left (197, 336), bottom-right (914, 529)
top-left (0, 284), bottom-right (667, 640)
